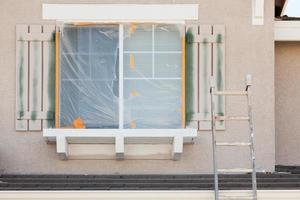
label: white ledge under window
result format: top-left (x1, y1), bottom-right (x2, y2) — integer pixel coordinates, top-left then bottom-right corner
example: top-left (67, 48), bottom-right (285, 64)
top-left (43, 129), bottom-right (197, 161)
top-left (275, 21), bottom-right (300, 41)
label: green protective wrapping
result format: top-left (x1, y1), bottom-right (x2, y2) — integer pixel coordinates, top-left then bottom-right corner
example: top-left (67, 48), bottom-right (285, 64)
top-left (185, 28), bottom-right (195, 124)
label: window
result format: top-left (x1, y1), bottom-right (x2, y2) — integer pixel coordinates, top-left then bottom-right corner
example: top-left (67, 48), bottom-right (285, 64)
top-left (58, 24), bottom-right (184, 129)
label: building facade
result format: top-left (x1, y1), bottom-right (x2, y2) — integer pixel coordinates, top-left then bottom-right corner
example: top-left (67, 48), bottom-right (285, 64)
top-left (0, 0), bottom-right (293, 176)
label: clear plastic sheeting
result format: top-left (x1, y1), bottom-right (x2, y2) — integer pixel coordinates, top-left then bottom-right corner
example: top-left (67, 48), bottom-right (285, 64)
top-left (59, 23), bottom-right (184, 129)
top-left (123, 24), bottom-right (183, 128)
top-left (59, 25), bottom-right (119, 128)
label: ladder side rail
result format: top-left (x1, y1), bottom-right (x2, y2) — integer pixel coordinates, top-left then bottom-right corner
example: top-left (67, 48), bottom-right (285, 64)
top-left (246, 75), bottom-right (257, 200)
top-left (210, 78), bottom-right (219, 200)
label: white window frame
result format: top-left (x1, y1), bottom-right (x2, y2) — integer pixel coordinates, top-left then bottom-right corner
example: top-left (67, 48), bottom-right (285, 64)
top-left (42, 5), bottom-right (198, 160)
top-left (58, 23), bottom-right (184, 129)
top-left (252, 0), bottom-right (264, 25)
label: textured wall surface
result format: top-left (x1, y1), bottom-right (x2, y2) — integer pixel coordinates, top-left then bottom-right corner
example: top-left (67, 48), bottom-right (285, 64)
top-left (275, 42), bottom-right (300, 166)
top-left (0, 0), bottom-right (275, 174)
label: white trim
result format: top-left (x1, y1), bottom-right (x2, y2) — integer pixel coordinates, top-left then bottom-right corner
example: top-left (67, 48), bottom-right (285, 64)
top-left (252, 0), bottom-right (264, 25)
top-left (58, 20), bottom-right (186, 24)
top-left (119, 24), bottom-right (124, 129)
top-left (56, 135), bottom-right (68, 160)
top-left (43, 128), bottom-right (197, 160)
top-left (172, 136), bottom-right (183, 160)
top-left (124, 77), bottom-right (182, 80)
top-left (275, 21), bottom-right (300, 41)
top-left (1, 190), bottom-right (300, 199)
top-left (124, 51), bottom-right (182, 54)
top-left (44, 128), bottom-right (197, 138)
top-left (42, 4), bottom-right (199, 21)
top-left (115, 135), bottom-right (124, 160)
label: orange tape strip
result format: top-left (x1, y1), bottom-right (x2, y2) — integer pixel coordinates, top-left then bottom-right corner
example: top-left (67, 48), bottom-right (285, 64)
top-left (72, 22), bottom-right (96, 26)
top-left (129, 54), bottom-right (136, 70)
top-left (182, 36), bottom-right (186, 128)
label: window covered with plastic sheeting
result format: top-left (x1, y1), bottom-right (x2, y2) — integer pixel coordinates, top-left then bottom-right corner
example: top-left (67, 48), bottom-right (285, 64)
top-left (123, 24), bottom-right (184, 129)
top-left (58, 23), bottom-right (185, 129)
top-left (59, 25), bottom-right (119, 128)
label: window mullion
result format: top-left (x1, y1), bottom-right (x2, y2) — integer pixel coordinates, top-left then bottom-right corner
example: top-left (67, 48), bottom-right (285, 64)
top-left (119, 24), bottom-right (124, 129)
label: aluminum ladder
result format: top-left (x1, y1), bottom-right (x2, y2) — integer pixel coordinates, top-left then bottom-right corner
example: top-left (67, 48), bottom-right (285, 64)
top-left (210, 74), bottom-right (257, 200)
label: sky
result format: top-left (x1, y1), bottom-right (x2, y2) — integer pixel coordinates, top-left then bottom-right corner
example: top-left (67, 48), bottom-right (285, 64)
top-left (282, 0), bottom-right (300, 17)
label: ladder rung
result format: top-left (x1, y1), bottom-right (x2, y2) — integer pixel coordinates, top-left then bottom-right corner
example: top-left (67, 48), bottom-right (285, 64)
top-left (216, 142), bottom-right (251, 146)
top-left (214, 91), bottom-right (248, 96)
top-left (215, 116), bottom-right (250, 121)
top-left (218, 168), bottom-right (253, 173)
top-left (219, 195), bottom-right (254, 200)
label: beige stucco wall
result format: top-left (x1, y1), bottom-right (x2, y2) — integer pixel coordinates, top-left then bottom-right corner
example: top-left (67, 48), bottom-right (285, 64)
top-left (275, 42), bottom-right (300, 165)
top-left (0, 0), bottom-right (275, 174)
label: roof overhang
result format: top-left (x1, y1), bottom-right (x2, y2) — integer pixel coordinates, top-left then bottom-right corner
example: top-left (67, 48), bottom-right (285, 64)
top-left (275, 21), bottom-right (300, 41)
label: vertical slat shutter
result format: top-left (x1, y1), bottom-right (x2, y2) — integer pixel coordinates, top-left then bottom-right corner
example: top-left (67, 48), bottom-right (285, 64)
top-left (185, 25), bottom-right (199, 130)
top-left (42, 25), bottom-right (56, 129)
top-left (212, 25), bottom-right (226, 130)
top-left (16, 25), bottom-right (29, 131)
top-left (185, 24), bottom-right (226, 130)
top-left (16, 24), bottom-right (56, 131)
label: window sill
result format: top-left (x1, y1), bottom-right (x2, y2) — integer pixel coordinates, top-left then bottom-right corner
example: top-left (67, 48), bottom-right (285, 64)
top-left (43, 128), bottom-right (197, 160)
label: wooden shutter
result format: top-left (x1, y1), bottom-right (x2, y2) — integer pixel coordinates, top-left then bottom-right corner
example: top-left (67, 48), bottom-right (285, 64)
top-left (16, 24), bottom-right (56, 131)
top-left (185, 24), bottom-right (225, 130)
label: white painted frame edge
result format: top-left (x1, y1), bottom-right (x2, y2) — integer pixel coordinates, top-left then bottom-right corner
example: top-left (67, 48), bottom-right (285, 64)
top-left (275, 21), bottom-right (300, 41)
top-left (118, 24), bottom-right (124, 128)
top-left (43, 128), bottom-right (197, 160)
top-left (42, 4), bottom-right (199, 21)
top-left (43, 128), bottom-right (197, 138)
top-left (252, 0), bottom-right (264, 25)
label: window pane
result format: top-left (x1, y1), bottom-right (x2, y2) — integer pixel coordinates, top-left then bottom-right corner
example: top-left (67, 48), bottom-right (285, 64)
top-left (154, 53), bottom-right (182, 78)
top-left (124, 80), bottom-right (182, 128)
top-left (124, 24), bottom-right (152, 51)
top-left (124, 53), bottom-right (152, 78)
top-left (59, 23), bottom-right (184, 129)
top-left (61, 54), bottom-right (90, 79)
top-left (155, 24), bottom-right (182, 51)
top-left (123, 24), bottom-right (184, 129)
top-left (59, 25), bottom-right (119, 128)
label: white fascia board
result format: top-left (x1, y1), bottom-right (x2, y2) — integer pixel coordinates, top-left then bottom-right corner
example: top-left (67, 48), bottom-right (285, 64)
top-left (42, 4), bottom-right (198, 22)
top-left (275, 21), bottom-right (300, 41)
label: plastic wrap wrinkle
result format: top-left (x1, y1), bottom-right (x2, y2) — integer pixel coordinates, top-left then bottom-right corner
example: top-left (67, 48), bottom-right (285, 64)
top-left (123, 24), bottom-right (183, 128)
top-left (59, 25), bottom-right (119, 128)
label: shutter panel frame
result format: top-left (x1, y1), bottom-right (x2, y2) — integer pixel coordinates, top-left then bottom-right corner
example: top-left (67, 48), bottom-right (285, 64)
top-left (185, 24), bottom-right (226, 130)
top-left (16, 25), bottom-right (29, 131)
top-left (16, 24), bottom-right (56, 131)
